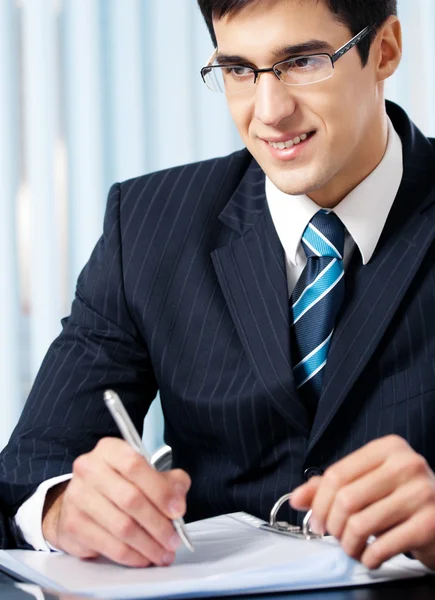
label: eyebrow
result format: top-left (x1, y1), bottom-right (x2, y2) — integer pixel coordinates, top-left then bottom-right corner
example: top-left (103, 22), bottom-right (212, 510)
top-left (216, 40), bottom-right (335, 66)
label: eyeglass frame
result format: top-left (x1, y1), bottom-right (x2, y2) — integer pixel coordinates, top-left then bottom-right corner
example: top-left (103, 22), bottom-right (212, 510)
top-left (200, 25), bottom-right (374, 92)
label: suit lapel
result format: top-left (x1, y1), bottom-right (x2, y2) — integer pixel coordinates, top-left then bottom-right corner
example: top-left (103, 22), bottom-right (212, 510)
top-left (211, 159), bottom-right (311, 435)
top-left (308, 104), bottom-right (435, 452)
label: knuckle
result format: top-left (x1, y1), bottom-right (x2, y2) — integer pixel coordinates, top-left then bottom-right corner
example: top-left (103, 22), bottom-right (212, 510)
top-left (410, 454), bottom-right (429, 475)
top-left (119, 488), bottom-right (143, 512)
top-left (95, 437), bottom-right (112, 452)
top-left (385, 434), bottom-right (408, 451)
top-left (416, 479), bottom-right (435, 505)
top-left (115, 516), bottom-right (136, 539)
top-left (323, 467), bottom-right (343, 488)
top-left (347, 515), bottom-right (366, 538)
top-left (398, 453), bottom-right (428, 479)
top-left (123, 452), bottom-right (144, 476)
top-left (172, 470), bottom-right (192, 492)
top-left (335, 489), bottom-right (354, 514)
top-left (72, 454), bottom-right (90, 476)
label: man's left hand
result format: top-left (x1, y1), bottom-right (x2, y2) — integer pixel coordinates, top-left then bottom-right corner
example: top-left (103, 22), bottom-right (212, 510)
top-left (290, 435), bottom-right (435, 569)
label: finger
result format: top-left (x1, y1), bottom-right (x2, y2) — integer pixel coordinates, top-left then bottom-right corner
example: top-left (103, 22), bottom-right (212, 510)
top-left (290, 477), bottom-right (321, 510)
top-left (69, 478), bottom-right (178, 564)
top-left (326, 450), bottom-right (433, 541)
top-left (75, 440), bottom-right (191, 519)
top-left (339, 480), bottom-right (426, 561)
top-left (108, 443), bottom-right (190, 517)
top-left (325, 464), bottom-right (396, 540)
top-left (310, 436), bottom-right (410, 532)
top-left (74, 460), bottom-right (182, 552)
top-left (60, 507), bottom-right (168, 568)
top-left (361, 505), bottom-right (435, 569)
top-left (57, 532), bottom-right (99, 560)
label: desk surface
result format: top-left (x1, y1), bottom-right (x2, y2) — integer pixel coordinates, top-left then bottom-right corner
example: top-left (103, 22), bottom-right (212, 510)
top-left (1, 568), bottom-right (435, 600)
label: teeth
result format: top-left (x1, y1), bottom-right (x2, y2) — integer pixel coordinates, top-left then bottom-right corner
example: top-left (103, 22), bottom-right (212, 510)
top-left (268, 132), bottom-right (310, 149)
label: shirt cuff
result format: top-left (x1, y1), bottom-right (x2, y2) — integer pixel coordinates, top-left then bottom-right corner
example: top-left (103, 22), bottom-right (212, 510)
top-left (14, 473), bottom-right (73, 551)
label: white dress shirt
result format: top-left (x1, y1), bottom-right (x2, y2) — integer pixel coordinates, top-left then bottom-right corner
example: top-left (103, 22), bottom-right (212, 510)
top-left (267, 116), bottom-right (403, 295)
top-left (15, 116), bottom-right (403, 551)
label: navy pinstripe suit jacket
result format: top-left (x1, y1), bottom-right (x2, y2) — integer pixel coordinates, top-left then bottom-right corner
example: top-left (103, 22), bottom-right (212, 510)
top-left (1, 101), bottom-right (435, 548)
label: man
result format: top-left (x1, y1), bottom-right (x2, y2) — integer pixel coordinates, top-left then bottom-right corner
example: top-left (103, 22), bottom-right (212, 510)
top-left (1, 0), bottom-right (435, 572)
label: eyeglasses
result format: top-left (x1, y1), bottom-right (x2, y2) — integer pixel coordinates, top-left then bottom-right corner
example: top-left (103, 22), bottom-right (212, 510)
top-left (200, 26), bottom-right (373, 94)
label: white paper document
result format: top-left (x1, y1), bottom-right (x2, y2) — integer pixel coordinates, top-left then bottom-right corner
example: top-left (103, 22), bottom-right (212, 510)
top-left (0, 513), bottom-right (431, 599)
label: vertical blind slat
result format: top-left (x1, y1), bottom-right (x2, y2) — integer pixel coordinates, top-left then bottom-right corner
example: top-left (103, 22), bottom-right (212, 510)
top-left (21, 0), bottom-right (63, 379)
top-left (0, 0), bottom-right (21, 447)
top-left (108, 0), bottom-right (147, 182)
top-left (64, 0), bottom-right (106, 292)
top-left (148, 0), bottom-right (196, 171)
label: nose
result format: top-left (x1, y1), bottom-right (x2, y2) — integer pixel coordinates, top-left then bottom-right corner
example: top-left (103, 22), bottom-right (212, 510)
top-left (254, 71), bottom-right (297, 127)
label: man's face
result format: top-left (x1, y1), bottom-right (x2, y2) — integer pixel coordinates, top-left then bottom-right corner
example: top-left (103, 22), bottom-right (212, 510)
top-left (213, 0), bottom-right (386, 206)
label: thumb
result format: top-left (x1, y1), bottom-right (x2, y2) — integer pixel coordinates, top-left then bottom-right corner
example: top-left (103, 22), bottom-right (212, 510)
top-left (290, 476), bottom-right (322, 511)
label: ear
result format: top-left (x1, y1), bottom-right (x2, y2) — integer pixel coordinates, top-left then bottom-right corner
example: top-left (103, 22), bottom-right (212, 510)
top-left (374, 17), bottom-right (402, 82)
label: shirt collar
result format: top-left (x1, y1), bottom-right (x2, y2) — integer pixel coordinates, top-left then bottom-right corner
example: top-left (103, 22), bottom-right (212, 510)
top-left (265, 116), bottom-right (403, 266)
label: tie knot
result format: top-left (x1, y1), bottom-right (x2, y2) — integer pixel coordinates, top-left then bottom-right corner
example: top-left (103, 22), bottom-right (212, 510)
top-left (301, 210), bottom-right (344, 259)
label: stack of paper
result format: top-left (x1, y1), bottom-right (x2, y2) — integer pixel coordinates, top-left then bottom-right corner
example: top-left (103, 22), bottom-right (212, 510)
top-left (0, 513), bottom-right (430, 599)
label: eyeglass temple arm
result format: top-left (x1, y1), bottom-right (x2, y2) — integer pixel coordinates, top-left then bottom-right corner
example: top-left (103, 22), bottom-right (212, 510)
top-left (205, 48), bottom-right (217, 68)
top-left (332, 25), bottom-right (372, 63)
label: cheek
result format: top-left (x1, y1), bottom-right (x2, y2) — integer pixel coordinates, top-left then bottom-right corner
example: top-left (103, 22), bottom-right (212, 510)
top-left (314, 90), bottom-right (360, 150)
top-left (227, 98), bottom-right (253, 142)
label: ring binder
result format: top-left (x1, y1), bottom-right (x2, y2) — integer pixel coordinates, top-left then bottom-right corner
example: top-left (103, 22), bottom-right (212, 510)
top-left (260, 492), bottom-right (323, 540)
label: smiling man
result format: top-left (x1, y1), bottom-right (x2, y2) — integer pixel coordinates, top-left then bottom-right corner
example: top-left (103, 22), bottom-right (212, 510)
top-left (203, 0), bottom-right (393, 208)
top-left (1, 0), bottom-right (435, 574)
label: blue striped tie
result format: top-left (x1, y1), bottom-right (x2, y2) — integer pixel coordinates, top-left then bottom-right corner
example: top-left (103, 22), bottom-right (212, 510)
top-left (290, 210), bottom-right (345, 407)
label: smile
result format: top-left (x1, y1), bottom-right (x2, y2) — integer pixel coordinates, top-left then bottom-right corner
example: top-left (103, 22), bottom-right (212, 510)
top-left (267, 131), bottom-right (315, 149)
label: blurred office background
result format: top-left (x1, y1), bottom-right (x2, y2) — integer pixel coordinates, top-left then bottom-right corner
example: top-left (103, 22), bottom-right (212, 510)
top-left (1, 0), bottom-right (434, 451)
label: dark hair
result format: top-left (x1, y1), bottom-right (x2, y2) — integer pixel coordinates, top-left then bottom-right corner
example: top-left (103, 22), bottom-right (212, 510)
top-left (197, 0), bottom-right (398, 67)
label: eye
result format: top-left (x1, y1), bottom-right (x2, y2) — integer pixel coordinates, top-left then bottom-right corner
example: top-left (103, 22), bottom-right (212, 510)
top-left (293, 57), bottom-right (314, 69)
top-left (222, 66), bottom-right (253, 79)
top-left (283, 56), bottom-right (323, 71)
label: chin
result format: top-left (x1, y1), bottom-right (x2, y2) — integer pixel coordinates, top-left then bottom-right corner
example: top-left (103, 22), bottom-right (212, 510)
top-left (269, 172), bottom-right (324, 197)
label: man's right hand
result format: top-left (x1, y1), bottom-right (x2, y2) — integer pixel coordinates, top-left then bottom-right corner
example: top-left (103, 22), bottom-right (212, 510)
top-left (42, 438), bottom-right (191, 567)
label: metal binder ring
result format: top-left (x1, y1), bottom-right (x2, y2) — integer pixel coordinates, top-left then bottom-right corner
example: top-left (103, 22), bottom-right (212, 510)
top-left (269, 492), bottom-right (292, 526)
top-left (269, 493), bottom-right (315, 539)
top-left (302, 509), bottom-right (314, 537)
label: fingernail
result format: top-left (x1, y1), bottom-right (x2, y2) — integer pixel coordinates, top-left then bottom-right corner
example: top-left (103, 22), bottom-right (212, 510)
top-left (310, 517), bottom-right (324, 535)
top-left (169, 533), bottom-right (182, 551)
top-left (168, 499), bottom-right (184, 518)
top-left (161, 551), bottom-right (175, 566)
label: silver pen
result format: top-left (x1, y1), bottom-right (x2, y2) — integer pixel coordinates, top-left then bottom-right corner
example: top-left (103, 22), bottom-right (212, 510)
top-left (103, 389), bottom-right (194, 553)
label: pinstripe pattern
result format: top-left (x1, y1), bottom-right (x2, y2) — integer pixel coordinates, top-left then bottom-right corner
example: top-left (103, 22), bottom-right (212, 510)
top-left (0, 101), bottom-right (435, 548)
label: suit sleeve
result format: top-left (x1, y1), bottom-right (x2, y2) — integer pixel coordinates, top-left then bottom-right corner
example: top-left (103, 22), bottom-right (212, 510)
top-left (0, 183), bottom-right (158, 548)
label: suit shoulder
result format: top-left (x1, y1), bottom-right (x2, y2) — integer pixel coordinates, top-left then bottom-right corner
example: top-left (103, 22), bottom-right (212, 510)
top-left (118, 148), bottom-right (251, 200)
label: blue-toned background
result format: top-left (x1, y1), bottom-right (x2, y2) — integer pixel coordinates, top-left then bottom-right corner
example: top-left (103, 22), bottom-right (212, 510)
top-left (0, 0), bottom-right (434, 451)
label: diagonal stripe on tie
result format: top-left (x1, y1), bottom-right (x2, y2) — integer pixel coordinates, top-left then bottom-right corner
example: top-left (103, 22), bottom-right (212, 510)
top-left (293, 330), bottom-right (334, 388)
top-left (290, 210), bottom-right (345, 411)
top-left (292, 260), bottom-right (344, 324)
top-left (306, 223), bottom-right (343, 258)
